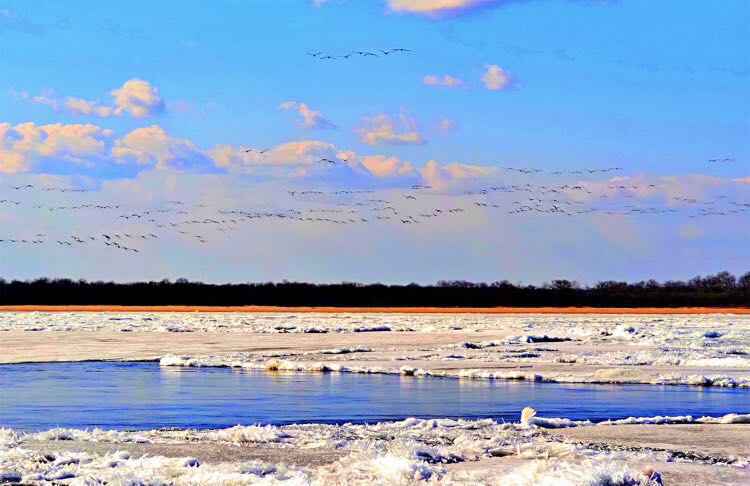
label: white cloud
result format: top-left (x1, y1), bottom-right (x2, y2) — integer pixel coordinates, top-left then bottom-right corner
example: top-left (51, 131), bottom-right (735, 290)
top-left (112, 125), bottom-right (207, 171)
top-left (0, 122), bottom-right (112, 174)
top-left (481, 64), bottom-right (512, 91)
top-left (65, 97), bottom-right (115, 117)
top-left (423, 74), bottom-right (464, 88)
top-left (279, 101), bottom-right (335, 129)
top-left (356, 113), bottom-right (425, 146)
top-left (581, 174), bottom-right (728, 204)
top-left (12, 90), bottom-right (60, 110)
top-left (18, 79), bottom-right (164, 119)
top-left (110, 79), bottom-right (165, 118)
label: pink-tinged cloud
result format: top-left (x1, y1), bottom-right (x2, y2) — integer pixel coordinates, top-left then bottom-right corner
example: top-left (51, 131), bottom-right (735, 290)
top-left (0, 122), bottom-right (112, 173)
top-left (360, 155), bottom-right (416, 178)
top-left (420, 159), bottom-right (495, 188)
top-left (279, 101), bottom-right (336, 129)
top-left (356, 113), bottom-right (425, 146)
top-left (112, 125), bottom-right (206, 171)
top-left (388, 1), bottom-right (612, 17)
top-left (110, 79), bottom-right (165, 118)
top-left (335, 150), bottom-right (359, 168)
top-left (482, 64), bottom-right (512, 91)
top-left (388, 0), bottom-right (497, 16)
top-left (423, 74), bottom-right (464, 88)
top-left (209, 140), bottom-right (337, 174)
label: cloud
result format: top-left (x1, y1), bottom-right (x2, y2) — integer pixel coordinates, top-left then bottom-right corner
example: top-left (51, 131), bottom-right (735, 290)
top-left (481, 64), bottom-right (512, 91)
top-left (336, 150), bottom-right (358, 165)
top-left (420, 159), bottom-right (495, 189)
top-left (423, 74), bottom-right (464, 88)
top-left (360, 155), bottom-right (416, 178)
top-left (209, 140), bottom-right (337, 174)
top-left (0, 122), bottom-right (112, 174)
top-left (279, 101), bottom-right (336, 129)
top-left (18, 79), bottom-right (164, 119)
top-left (387, 0), bottom-right (502, 16)
top-left (346, 152), bottom-right (494, 185)
top-left (12, 90), bottom-right (60, 110)
top-left (0, 124), bottom-right (28, 173)
top-left (112, 125), bottom-right (209, 171)
top-left (4, 142), bottom-right (749, 285)
top-left (65, 97), bottom-right (115, 117)
top-left (387, 0), bottom-right (613, 17)
top-left (110, 79), bottom-right (165, 118)
top-left (581, 174), bottom-right (728, 204)
top-left (436, 118), bottom-right (457, 134)
top-left (356, 113), bottom-right (425, 146)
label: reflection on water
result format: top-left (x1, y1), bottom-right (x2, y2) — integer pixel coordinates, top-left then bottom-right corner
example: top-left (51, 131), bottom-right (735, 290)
top-left (0, 361), bottom-right (747, 431)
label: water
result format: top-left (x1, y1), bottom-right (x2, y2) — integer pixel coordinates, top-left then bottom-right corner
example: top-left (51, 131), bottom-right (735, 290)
top-left (1, 361), bottom-right (747, 431)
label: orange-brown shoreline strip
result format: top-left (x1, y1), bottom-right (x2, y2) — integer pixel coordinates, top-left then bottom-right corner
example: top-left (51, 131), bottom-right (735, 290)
top-left (0, 305), bottom-right (748, 314)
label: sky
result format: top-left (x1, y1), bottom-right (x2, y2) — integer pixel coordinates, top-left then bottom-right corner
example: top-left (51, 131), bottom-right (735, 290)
top-left (0, 0), bottom-right (748, 284)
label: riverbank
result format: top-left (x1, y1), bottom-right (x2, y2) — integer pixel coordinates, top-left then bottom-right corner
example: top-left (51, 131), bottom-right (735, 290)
top-left (2, 417), bottom-right (748, 484)
top-left (3, 312), bottom-right (749, 389)
top-left (3, 311), bottom-right (749, 484)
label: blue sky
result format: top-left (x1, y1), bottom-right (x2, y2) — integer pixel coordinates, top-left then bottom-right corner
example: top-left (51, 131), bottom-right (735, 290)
top-left (0, 0), bottom-right (748, 284)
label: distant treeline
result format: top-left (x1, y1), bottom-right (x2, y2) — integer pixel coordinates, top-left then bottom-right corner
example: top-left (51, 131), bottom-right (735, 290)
top-left (1, 271), bottom-right (750, 307)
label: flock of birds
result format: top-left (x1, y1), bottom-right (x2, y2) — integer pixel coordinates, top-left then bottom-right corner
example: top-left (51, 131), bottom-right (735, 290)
top-left (306, 48), bottom-right (412, 60)
top-left (0, 45), bottom-right (742, 256)
top-left (707, 156), bottom-right (736, 164)
top-left (1, 156), bottom-right (746, 255)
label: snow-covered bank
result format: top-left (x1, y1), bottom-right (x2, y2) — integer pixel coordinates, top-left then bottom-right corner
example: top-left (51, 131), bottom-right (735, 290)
top-left (158, 353), bottom-right (750, 388)
top-left (6, 413), bottom-right (746, 485)
top-left (5, 312), bottom-right (750, 390)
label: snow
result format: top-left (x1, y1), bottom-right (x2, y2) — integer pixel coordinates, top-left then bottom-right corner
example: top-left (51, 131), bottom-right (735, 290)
top-left (0, 414), bottom-right (695, 485)
top-left (5, 311), bottom-right (750, 483)
top-left (8, 312), bottom-right (750, 389)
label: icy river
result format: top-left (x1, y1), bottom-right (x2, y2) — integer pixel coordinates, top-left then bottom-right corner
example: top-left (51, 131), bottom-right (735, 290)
top-left (2, 361), bottom-right (748, 431)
